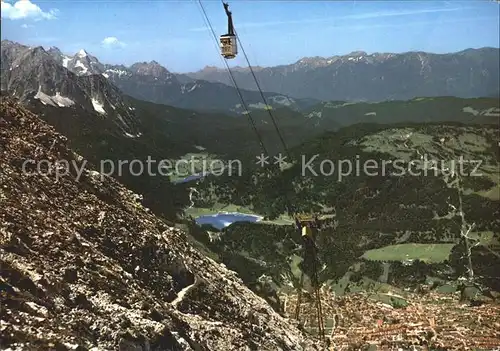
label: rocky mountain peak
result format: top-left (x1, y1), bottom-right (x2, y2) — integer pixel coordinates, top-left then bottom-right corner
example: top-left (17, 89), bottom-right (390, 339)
top-left (66, 49), bottom-right (103, 76)
top-left (346, 50), bottom-right (368, 57)
top-left (293, 56), bottom-right (335, 69)
top-left (12, 45), bottom-right (55, 70)
top-left (30, 45), bottom-right (47, 55)
top-left (200, 65), bottom-right (220, 72)
top-left (76, 48), bottom-right (88, 57)
top-left (1, 40), bottom-right (141, 136)
top-left (47, 46), bottom-right (62, 55)
top-left (129, 60), bottom-right (172, 79)
top-left (232, 65), bottom-right (264, 72)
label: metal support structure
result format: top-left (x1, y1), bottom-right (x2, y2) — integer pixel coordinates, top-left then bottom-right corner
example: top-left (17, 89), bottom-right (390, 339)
top-left (311, 244), bottom-right (325, 339)
top-left (294, 214), bottom-right (325, 340)
top-left (223, 2), bottom-right (235, 36)
top-left (294, 271), bottom-right (304, 320)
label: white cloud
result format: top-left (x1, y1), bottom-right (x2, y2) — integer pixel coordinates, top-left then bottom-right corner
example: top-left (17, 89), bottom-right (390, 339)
top-left (21, 23), bottom-right (34, 28)
top-left (1, 0), bottom-right (59, 20)
top-left (101, 36), bottom-right (126, 48)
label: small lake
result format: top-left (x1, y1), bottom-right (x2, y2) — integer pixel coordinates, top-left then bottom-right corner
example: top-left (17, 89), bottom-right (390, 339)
top-left (195, 212), bottom-right (262, 230)
top-left (173, 172), bottom-right (209, 184)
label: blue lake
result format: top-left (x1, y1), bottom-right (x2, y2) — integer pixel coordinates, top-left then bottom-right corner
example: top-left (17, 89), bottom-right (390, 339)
top-left (195, 212), bottom-right (262, 230)
top-left (173, 172), bottom-right (209, 184)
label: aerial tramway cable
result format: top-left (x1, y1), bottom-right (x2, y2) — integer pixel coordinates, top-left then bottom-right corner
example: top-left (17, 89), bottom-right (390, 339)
top-left (218, 1), bottom-right (298, 215)
top-left (228, 19), bottom-right (292, 158)
top-left (196, 0), bottom-right (324, 339)
top-left (196, 0), bottom-right (269, 157)
top-left (200, 0), bottom-right (293, 160)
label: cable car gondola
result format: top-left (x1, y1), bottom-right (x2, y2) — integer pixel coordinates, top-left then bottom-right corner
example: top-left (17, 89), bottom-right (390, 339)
top-left (220, 2), bottom-right (237, 59)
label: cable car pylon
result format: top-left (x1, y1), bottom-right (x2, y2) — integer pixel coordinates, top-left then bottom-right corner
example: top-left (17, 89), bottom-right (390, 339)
top-left (294, 214), bottom-right (325, 340)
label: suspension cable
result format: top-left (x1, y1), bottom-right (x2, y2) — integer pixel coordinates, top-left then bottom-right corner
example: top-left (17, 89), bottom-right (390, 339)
top-left (197, 0), bottom-right (298, 214)
top-left (196, 0), bottom-right (269, 157)
top-left (217, 1), bottom-right (297, 216)
top-left (232, 25), bottom-right (292, 159)
top-left (218, 0), bottom-right (291, 159)
top-left (236, 24), bottom-right (299, 117)
top-left (197, 0), bottom-right (294, 218)
top-left (196, 3), bottom-right (326, 334)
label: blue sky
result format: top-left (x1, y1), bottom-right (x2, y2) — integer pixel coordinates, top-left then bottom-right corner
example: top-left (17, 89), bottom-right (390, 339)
top-left (1, 0), bottom-right (499, 72)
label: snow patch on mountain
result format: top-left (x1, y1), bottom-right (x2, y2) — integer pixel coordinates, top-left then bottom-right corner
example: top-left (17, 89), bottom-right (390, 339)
top-left (306, 111), bottom-right (322, 119)
top-left (62, 56), bottom-right (71, 68)
top-left (74, 60), bottom-right (88, 74)
top-left (104, 68), bottom-right (130, 77)
top-left (347, 56), bottom-right (364, 62)
top-left (34, 87), bottom-right (75, 108)
top-left (248, 102), bottom-right (267, 109)
top-left (269, 95), bottom-right (295, 107)
top-left (482, 107), bottom-right (500, 117)
top-left (463, 106), bottom-right (500, 117)
top-left (124, 132), bottom-right (142, 139)
top-left (116, 114), bottom-right (136, 133)
top-left (91, 98), bottom-right (106, 115)
top-left (53, 93), bottom-right (76, 107)
top-left (187, 83), bottom-right (199, 93)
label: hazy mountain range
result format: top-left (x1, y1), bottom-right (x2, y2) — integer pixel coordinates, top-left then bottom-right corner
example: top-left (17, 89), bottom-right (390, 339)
top-left (184, 48), bottom-right (500, 101)
top-left (1, 40), bottom-right (316, 115)
top-left (2, 39), bottom-right (498, 145)
top-left (2, 40), bottom-right (498, 118)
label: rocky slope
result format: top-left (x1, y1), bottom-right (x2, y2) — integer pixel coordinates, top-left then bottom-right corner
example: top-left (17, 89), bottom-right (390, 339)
top-left (186, 48), bottom-right (500, 101)
top-left (0, 98), bottom-right (318, 350)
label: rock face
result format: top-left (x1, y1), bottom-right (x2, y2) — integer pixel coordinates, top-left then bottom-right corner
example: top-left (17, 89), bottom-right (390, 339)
top-left (1, 40), bottom-right (141, 137)
top-left (0, 98), bottom-right (317, 350)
